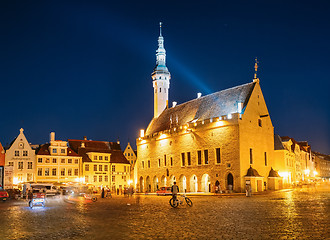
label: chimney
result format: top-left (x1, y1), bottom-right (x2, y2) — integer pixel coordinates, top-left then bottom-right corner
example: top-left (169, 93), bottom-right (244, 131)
top-left (50, 132), bottom-right (55, 142)
top-left (172, 101), bottom-right (177, 108)
top-left (197, 93), bottom-right (202, 98)
top-left (84, 136), bottom-right (87, 141)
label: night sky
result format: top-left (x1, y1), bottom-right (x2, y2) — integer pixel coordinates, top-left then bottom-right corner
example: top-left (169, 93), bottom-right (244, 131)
top-left (0, 1), bottom-right (329, 154)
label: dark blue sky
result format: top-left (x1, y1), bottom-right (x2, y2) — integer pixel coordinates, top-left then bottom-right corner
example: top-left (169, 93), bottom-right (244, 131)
top-left (0, 1), bottom-right (329, 154)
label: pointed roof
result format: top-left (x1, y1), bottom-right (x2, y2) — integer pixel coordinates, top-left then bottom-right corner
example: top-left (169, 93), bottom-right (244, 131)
top-left (146, 82), bottom-right (256, 136)
top-left (268, 168), bottom-right (281, 178)
top-left (274, 135), bottom-right (285, 150)
top-left (245, 166), bottom-right (262, 177)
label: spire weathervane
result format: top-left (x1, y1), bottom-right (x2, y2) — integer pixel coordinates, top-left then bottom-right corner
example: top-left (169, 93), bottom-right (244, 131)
top-left (253, 57), bottom-right (260, 82)
top-left (159, 22), bottom-right (162, 36)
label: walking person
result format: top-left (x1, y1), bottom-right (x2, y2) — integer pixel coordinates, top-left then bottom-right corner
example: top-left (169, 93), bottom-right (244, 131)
top-left (101, 187), bottom-right (105, 198)
top-left (171, 182), bottom-right (179, 201)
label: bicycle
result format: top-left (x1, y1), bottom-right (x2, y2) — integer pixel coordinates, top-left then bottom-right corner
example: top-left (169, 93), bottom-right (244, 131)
top-left (169, 194), bottom-right (193, 208)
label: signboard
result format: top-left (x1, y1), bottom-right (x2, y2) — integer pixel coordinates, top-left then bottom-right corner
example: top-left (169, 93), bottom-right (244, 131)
top-left (4, 166), bottom-right (13, 189)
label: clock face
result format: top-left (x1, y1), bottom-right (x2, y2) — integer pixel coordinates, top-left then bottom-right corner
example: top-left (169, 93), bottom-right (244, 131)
top-left (19, 142), bottom-right (24, 149)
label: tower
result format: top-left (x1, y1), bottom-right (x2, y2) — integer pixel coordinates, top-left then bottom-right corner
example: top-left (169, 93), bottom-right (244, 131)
top-left (152, 22), bottom-right (171, 118)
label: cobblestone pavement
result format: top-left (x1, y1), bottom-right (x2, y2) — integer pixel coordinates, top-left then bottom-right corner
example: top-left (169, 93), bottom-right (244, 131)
top-left (0, 184), bottom-right (329, 240)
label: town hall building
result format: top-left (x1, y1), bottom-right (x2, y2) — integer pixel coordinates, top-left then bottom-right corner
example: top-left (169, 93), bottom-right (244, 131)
top-left (135, 23), bottom-right (282, 193)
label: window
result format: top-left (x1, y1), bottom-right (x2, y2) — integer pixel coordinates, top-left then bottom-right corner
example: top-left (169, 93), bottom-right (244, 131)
top-left (197, 150), bottom-right (202, 165)
top-left (148, 160), bottom-right (151, 168)
top-left (124, 166), bottom-right (126, 172)
top-left (187, 152), bottom-right (191, 166)
top-left (181, 153), bottom-right (185, 166)
top-left (38, 168), bottom-right (42, 176)
top-left (112, 165), bottom-right (116, 172)
top-left (85, 176), bottom-right (89, 183)
top-left (160, 88), bottom-right (161, 93)
top-left (27, 173), bottom-right (33, 181)
top-left (216, 148), bottom-right (221, 164)
top-left (46, 158), bottom-right (50, 163)
top-left (38, 158), bottom-right (42, 163)
top-left (123, 176), bottom-right (126, 181)
top-left (18, 162), bottom-right (23, 169)
top-left (23, 150), bottom-right (28, 156)
top-left (68, 169), bottom-right (72, 176)
top-left (61, 149), bottom-right (65, 154)
top-left (85, 164), bottom-right (89, 171)
top-left (45, 168), bottom-right (50, 176)
top-left (142, 161), bottom-right (144, 169)
top-left (74, 169), bottom-right (78, 176)
top-left (204, 150), bottom-right (209, 164)
top-left (75, 159), bottom-right (79, 164)
top-left (94, 176), bottom-right (97, 182)
top-left (170, 157), bottom-right (173, 166)
top-left (128, 153), bottom-right (130, 157)
top-left (104, 165), bottom-right (108, 171)
top-left (105, 156), bottom-right (109, 161)
top-left (61, 159), bottom-right (65, 164)
top-left (250, 148), bottom-right (253, 164)
top-left (94, 156), bottom-right (97, 160)
top-left (258, 119), bottom-right (262, 127)
top-left (105, 176), bottom-right (108, 182)
top-left (61, 168), bottom-right (65, 176)
top-left (164, 155), bottom-right (167, 166)
top-left (28, 162), bottom-right (32, 169)
top-left (158, 159), bottom-right (160, 167)
top-left (68, 159), bottom-right (72, 164)
top-left (15, 150), bottom-right (19, 156)
top-left (52, 148), bottom-right (57, 154)
top-left (264, 152), bottom-right (267, 166)
top-left (99, 175), bottom-right (102, 182)
top-left (94, 165), bottom-right (97, 171)
top-left (52, 168), bottom-right (57, 176)
top-left (112, 176), bottom-right (115, 182)
top-left (99, 165), bottom-right (103, 171)
top-left (9, 162), bottom-right (13, 167)
top-left (53, 158), bottom-right (57, 163)
top-left (99, 156), bottom-right (103, 160)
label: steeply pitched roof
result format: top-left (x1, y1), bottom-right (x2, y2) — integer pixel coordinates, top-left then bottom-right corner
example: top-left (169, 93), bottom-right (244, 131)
top-left (268, 168), bottom-right (281, 178)
top-left (35, 144), bottom-right (79, 156)
top-left (110, 150), bottom-right (130, 164)
top-left (245, 166), bottom-right (262, 177)
top-left (274, 135), bottom-right (285, 150)
top-left (146, 82), bottom-right (256, 135)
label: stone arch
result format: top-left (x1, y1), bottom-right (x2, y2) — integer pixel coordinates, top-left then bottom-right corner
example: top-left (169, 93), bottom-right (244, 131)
top-left (145, 176), bottom-right (151, 192)
top-left (153, 176), bottom-right (159, 192)
top-left (139, 176), bottom-right (144, 193)
top-left (160, 175), bottom-right (167, 187)
top-left (227, 173), bottom-right (234, 190)
top-left (169, 175), bottom-right (176, 186)
top-left (190, 175), bottom-right (198, 192)
top-left (201, 173), bottom-right (211, 193)
top-left (179, 175), bottom-right (187, 193)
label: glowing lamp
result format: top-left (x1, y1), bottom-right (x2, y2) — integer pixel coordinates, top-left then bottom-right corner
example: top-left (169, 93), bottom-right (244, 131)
top-left (140, 129), bottom-right (145, 138)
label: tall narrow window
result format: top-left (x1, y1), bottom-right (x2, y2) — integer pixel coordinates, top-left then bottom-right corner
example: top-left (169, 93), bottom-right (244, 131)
top-left (204, 150), bottom-right (209, 164)
top-left (258, 119), bottom-right (262, 127)
top-left (170, 157), bottom-right (173, 166)
top-left (250, 148), bottom-right (253, 164)
top-left (38, 168), bottom-right (42, 176)
top-left (158, 159), bottom-right (160, 167)
top-left (52, 168), bottom-right (57, 176)
top-left (181, 153), bottom-right (185, 166)
top-left (216, 148), bottom-right (221, 164)
top-left (164, 155), bottom-right (167, 166)
top-left (197, 150), bottom-right (202, 165)
top-left (159, 88), bottom-right (161, 93)
top-left (187, 152), bottom-right (191, 166)
top-left (142, 161), bottom-right (144, 169)
top-left (264, 152), bottom-right (267, 166)
top-left (148, 160), bottom-right (151, 168)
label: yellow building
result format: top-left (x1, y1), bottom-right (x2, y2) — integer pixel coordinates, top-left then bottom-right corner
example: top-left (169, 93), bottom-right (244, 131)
top-left (35, 132), bottom-right (81, 183)
top-left (123, 142), bottom-right (137, 169)
top-left (69, 138), bottom-right (131, 193)
top-left (136, 27), bottom-right (282, 193)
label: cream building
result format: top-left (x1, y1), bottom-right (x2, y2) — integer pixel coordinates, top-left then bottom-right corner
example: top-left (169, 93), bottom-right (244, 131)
top-left (35, 132), bottom-right (82, 183)
top-left (123, 142), bottom-right (137, 168)
top-left (5, 128), bottom-right (36, 186)
top-left (69, 138), bottom-right (131, 192)
top-left (136, 25), bottom-right (282, 193)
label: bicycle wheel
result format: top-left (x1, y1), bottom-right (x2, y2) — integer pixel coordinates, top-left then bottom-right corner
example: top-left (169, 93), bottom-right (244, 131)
top-left (169, 198), bottom-right (179, 208)
top-left (185, 197), bottom-right (193, 207)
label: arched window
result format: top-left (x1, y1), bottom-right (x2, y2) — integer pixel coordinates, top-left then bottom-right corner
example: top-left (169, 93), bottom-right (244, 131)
top-left (159, 88), bottom-right (162, 93)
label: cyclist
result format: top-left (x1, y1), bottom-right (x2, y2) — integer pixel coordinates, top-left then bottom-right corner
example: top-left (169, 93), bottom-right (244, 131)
top-left (171, 182), bottom-right (179, 201)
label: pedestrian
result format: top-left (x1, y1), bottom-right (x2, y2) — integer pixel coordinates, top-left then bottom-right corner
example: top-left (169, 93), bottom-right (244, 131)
top-left (28, 189), bottom-right (33, 206)
top-left (101, 187), bottom-right (105, 198)
top-left (171, 181), bottom-right (179, 201)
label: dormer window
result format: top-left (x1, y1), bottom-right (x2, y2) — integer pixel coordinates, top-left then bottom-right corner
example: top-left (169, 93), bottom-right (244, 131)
top-left (61, 149), bottom-right (65, 154)
top-left (52, 149), bottom-right (57, 154)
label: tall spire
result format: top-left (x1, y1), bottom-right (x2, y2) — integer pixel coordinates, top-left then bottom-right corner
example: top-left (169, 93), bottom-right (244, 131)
top-left (253, 57), bottom-right (260, 83)
top-left (152, 22), bottom-right (171, 118)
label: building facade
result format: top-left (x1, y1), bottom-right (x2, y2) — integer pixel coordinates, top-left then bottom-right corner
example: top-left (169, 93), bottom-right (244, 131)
top-left (0, 142), bottom-right (5, 187)
top-left (136, 26), bottom-right (282, 193)
top-left (68, 138), bottom-right (131, 192)
top-left (5, 128), bottom-right (36, 186)
top-left (123, 142), bottom-right (137, 168)
top-left (35, 132), bottom-right (82, 183)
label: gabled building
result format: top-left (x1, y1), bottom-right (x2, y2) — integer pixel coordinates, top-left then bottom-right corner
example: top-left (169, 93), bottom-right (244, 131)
top-left (136, 24), bottom-right (281, 193)
top-left (5, 128), bottom-right (36, 187)
top-left (123, 142), bottom-right (137, 168)
top-left (35, 132), bottom-right (81, 183)
top-left (68, 137), bottom-right (131, 192)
